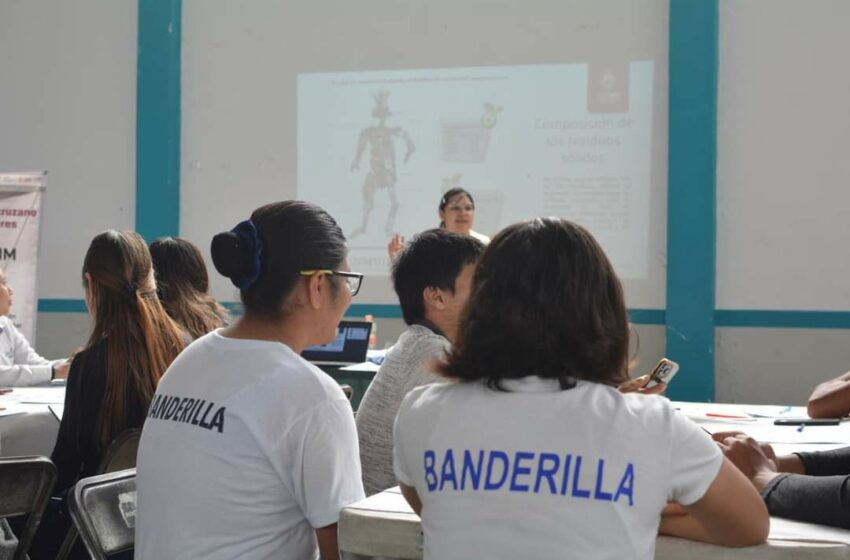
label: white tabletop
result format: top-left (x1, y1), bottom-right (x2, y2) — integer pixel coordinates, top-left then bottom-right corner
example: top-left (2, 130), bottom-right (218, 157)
top-left (340, 401), bottom-right (850, 559)
top-left (0, 385), bottom-right (65, 457)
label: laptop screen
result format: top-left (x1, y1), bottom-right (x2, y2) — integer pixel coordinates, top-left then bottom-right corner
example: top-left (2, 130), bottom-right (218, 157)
top-left (301, 320), bottom-right (373, 366)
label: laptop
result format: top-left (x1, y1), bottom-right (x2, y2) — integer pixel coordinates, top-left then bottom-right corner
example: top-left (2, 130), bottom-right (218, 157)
top-left (301, 320), bottom-right (373, 367)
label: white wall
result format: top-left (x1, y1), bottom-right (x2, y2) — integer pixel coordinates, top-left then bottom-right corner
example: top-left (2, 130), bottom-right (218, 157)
top-left (716, 0), bottom-right (850, 403)
top-left (0, 0), bottom-right (137, 355)
top-left (180, 0), bottom-right (670, 311)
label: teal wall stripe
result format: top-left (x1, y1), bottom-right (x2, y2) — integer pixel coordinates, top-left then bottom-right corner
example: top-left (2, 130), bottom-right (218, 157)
top-left (715, 311), bottom-right (850, 330)
top-left (36, 301), bottom-right (850, 331)
top-left (36, 301), bottom-right (668, 324)
top-left (136, 0), bottom-right (182, 241)
top-left (38, 299), bottom-right (88, 313)
top-left (665, 0), bottom-right (719, 402)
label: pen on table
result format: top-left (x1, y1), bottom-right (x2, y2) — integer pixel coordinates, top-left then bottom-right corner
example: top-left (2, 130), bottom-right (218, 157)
top-left (797, 424), bottom-right (805, 433)
top-left (705, 412), bottom-right (752, 419)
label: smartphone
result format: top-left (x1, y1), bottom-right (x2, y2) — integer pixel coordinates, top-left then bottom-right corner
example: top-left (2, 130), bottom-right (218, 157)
top-left (774, 418), bottom-right (841, 426)
top-left (643, 358), bottom-right (680, 389)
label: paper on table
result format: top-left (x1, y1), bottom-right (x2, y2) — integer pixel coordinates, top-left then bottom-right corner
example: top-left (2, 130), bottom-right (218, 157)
top-left (703, 422), bottom-right (850, 445)
top-left (0, 407), bottom-right (26, 418)
top-left (2, 387), bottom-right (65, 405)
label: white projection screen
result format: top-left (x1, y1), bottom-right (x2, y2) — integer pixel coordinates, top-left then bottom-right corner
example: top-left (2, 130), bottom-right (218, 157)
top-left (181, 0), bottom-right (669, 308)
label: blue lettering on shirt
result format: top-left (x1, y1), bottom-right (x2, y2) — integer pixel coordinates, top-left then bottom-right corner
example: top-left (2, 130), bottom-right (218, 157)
top-left (421, 449), bottom-right (635, 507)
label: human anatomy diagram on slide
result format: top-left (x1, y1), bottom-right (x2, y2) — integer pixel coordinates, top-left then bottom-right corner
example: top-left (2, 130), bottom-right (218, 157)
top-left (298, 62), bottom-right (653, 278)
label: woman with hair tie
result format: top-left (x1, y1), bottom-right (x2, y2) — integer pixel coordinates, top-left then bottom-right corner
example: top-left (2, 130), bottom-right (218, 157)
top-left (136, 201), bottom-right (366, 560)
top-left (393, 218), bottom-right (769, 559)
top-left (149, 236), bottom-right (230, 339)
top-left (28, 230), bottom-right (185, 559)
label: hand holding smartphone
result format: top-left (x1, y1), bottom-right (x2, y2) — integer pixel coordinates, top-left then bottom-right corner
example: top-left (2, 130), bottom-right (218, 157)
top-left (643, 358), bottom-right (680, 389)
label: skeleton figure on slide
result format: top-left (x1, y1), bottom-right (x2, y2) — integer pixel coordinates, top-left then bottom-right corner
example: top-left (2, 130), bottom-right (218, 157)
top-left (350, 90), bottom-right (415, 238)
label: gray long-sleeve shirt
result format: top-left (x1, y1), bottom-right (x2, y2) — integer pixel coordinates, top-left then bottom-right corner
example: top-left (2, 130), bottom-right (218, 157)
top-left (761, 446), bottom-right (850, 528)
top-left (355, 324), bottom-right (449, 496)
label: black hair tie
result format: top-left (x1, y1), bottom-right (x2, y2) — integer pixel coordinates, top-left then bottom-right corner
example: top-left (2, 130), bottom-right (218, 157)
top-left (212, 219), bottom-right (264, 289)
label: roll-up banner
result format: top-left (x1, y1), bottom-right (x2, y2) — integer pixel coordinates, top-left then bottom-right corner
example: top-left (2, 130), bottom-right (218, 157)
top-left (0, 171), bottom-right (46, 342)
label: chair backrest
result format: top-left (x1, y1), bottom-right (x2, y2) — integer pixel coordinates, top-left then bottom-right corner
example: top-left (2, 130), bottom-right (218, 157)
top-left (98, 429), bottom-right (141, 473)
top-left (56, 428), bottom-right (142, 560)
top-left (0, 456), bottom-right (56, 560)
top-left (67, 469), bottom-right (136, 560)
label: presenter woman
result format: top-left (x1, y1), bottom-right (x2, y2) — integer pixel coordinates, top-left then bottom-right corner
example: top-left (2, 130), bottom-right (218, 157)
top-left (136, 201), bottom-right (366, 560)
top-left (393, 218), bottom-right (769, 559)
top-left (0, 269), bottom-right (69, 386)
top-left (388, 187), bottom-right (490, 260)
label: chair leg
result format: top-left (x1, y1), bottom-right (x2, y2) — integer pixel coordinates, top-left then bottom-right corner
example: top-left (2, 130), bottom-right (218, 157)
top-left (54, 526), bottom-right (77, 560)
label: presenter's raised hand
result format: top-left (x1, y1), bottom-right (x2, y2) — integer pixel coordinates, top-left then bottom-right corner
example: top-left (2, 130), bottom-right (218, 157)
top-left (387, 234), bottom-right (405, 261)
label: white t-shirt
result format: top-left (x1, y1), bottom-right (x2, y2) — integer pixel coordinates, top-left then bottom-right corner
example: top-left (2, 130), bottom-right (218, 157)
top-left (393, 377), bottom-right (722, 560)
top-left (135, 330), bottom-right (365, 560)
top-left (0, 315), bottom-right (61, 386)
top-left (469, 230), bottom-right (490, 244)
top-left (356, 324), bottom-right (448, 495)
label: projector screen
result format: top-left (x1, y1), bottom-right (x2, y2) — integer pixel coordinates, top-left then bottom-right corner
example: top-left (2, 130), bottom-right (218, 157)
top-left (181, 0), bottom-right (669, 307)
top-left (298, 61), bottom-right (653, 278)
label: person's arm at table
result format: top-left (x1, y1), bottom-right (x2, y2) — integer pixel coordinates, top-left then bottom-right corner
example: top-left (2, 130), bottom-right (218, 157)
top-left (315, 524), bottom-right (341, 560)
top-left (659, 456), bottom-right (769, 547)
top-left (0, 320), bottom-right (53, 385)
top-left (400, 483), bottom-right (422, 515)
top-left (808, 370), bottom-right (850, 418)
top-left (721, 435), bottom-right (850, 530)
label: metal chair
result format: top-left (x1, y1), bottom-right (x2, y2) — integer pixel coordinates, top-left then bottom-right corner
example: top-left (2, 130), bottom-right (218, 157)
top-left (0, 456), bottom-right (57, 560)
top-left (55, 429), bottom-right (141, 560)
top-left (66, 469), bottom-right (136, 560)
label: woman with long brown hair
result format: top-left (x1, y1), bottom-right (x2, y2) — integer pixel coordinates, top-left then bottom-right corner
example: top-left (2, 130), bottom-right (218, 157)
top-left (28, 230), bottom-right (184, 559)
top-left (149, 236), bottom-right (230, 339)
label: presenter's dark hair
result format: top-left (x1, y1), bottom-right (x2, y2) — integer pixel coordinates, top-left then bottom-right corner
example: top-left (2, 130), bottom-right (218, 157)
top-left (439, 218), bottom-right (629, 389)
top-left (392, 229), bottom-right (485, 325)
top-left (210, 201), bottom-right (347, 318)
top-left (438, 188), bottom-right (475, 228)
top-left (150, 237), bottom-right (230, 339)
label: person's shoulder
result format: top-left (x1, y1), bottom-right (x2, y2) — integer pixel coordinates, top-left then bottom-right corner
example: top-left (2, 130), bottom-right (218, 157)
top-left (396, 325), bottom-right (450, 355)
top-left (399, 380), bottom-right (457, 411)
top-left (0, 315), bottom-right (13, 330)
top-left (470, 230), bottom-right (490, 244)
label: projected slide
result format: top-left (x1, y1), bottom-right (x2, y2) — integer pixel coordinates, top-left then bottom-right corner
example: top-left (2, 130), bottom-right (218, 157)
top-left (298, 61), bottom-right (653, 278)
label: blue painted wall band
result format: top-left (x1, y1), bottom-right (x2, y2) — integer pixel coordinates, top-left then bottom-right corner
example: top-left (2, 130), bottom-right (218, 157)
top-left (665, 0), bottom-right (719, 401)
top-left (136, 0), bottom-right (182, 241)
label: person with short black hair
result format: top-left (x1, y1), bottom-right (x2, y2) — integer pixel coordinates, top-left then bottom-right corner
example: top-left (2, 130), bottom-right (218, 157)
top-left (357, 229), bottom-right (484, 495)
top-left (149, 236), bottom-right (230, 339)
top-left (393, 218), bottom-right (769, 558)
top-left (136, 201), bottom-right (365, 560)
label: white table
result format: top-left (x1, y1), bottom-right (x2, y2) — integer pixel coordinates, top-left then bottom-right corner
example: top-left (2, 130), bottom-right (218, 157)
top-left (339, 402), bottom-right (850, 559)
top-left (0, 385), bottom-right (65, 457)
